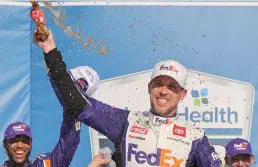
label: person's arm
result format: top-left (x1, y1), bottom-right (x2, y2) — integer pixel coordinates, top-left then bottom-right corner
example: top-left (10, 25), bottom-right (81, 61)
top-left (50, 113), bottom-right (81, 166)
top-left (35, 29), bottom-right (82, 166)
top-left (46, 48), bottom-right (130, 142)
top-left (44, 48), bottom-right (87, 118)
top-left (35, 27), bottom-right (86, 118)
top-left (194, 136), bottom-right (221, 167)
top-left (39, 30), bottom-right (129, 144)
top-left (29, 114), bottom-right (80, 167)
top-left (78, 96), bottom-right (130, 143)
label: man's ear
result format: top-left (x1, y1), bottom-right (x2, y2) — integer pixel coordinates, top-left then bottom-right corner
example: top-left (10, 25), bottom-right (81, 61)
top-left (3, 141), bottom-right (8, 154)
top-left (148, 82), bottom-right (151, 94)
top-left (251, 155), bottom-right (255, 163)
top-left (224, 157), bottom-right (230, 166)
top-left (180, 89), bottom-right (187, 100)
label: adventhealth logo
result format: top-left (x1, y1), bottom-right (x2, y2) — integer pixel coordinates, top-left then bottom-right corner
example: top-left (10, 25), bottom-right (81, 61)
top-left (177, 87), bottom-right (239, 123)
top-left (191, 88), bottom-right (208, 106)
top-left (178, 107), bottom-right (239, 123)
top-left (125, 87), bottom-right (239, 123)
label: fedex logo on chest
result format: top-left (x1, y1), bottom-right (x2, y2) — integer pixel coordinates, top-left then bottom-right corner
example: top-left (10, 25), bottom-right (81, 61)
top-left (128, 143), bottom-right (185, 166)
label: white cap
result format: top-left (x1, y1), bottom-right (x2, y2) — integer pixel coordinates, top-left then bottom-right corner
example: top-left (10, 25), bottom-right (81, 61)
top-left (151, 60), bottom-right (188, 88)
top-left (69, 66), bottom-right (99, 96)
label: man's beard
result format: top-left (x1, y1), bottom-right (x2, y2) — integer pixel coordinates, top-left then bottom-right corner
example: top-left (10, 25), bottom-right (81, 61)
top-left (6, 148), bottom-right (31, 167)
top-left (150, 100), bottom-right (177, 117)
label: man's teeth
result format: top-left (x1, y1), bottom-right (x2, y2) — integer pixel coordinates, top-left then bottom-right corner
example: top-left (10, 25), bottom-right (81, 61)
top-left (157, 98), bottom-right (168, 103)
top-left (15, 151), bottom-right (25, 154)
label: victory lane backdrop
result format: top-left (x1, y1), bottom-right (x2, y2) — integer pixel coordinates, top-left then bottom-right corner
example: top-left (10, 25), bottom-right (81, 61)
top-left (0, 1), bottom-right (258, 166)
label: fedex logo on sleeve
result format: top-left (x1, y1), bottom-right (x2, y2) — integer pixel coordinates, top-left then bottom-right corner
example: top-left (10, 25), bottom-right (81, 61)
top-left (128, 143), bottom-right (184, 166)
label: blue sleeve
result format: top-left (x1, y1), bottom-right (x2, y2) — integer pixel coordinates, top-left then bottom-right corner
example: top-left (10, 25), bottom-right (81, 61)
top-left (43, 49), bottom-right (82, 166)
top-left (78, 96), bottom-right (130, 143)
top-left (29, 117), bottom-right (80, 167)
top-left (44, 48), bottom-right (129, 145)
top-left (50, 114), bottom-right (80, 167)
top-left (44, 48), bottom-right (87, 118)
top-left (194, 135), bottom-right (221, 167)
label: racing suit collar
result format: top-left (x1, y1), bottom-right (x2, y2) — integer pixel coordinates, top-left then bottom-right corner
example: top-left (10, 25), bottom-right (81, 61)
top-left (3, 160), bottom-right (31, 167)
top-left (149, 109), bottom-right (179, 126)
top-left (149, 109), bottom-right (178, 118)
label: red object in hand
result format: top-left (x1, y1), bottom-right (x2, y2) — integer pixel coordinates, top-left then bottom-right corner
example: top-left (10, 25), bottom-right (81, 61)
top-left (30, 9), bottom-right (45, 25)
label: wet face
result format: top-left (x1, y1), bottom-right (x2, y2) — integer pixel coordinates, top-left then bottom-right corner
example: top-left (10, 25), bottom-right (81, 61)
top-left (5, 135), bottom-right (32, 163)
top-left (148, 76), bottom-right (187, 117)
top-left (226, 154), bottom-right (255, 167)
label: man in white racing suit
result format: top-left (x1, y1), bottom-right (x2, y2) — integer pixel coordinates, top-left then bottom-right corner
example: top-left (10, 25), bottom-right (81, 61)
top-left (42, 30), bottom-right (221, 167)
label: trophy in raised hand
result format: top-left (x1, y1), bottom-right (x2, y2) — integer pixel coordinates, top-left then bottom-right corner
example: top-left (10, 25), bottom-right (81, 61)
top-left (30, 0), bottom-right (50, 43)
